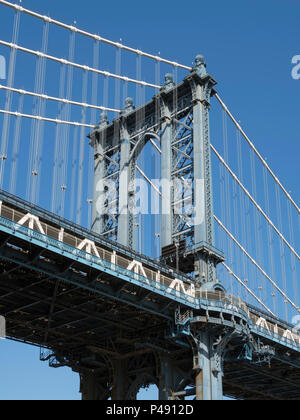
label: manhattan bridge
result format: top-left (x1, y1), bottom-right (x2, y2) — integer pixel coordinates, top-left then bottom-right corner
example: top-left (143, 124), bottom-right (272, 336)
top-left (0, 0), bottom-right (299, 400)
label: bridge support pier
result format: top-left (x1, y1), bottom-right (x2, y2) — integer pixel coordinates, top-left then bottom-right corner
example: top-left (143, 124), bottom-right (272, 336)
top-left (158, 357), bottom-right (175, 400)
top-left (191, 330), bottom-right (228, 400)
top-left (79, 371), bottom-right (110, 400)
top-left (111, 360), bottom-right (129, 400)
top-left (158, 355), bottom-right (191, 400)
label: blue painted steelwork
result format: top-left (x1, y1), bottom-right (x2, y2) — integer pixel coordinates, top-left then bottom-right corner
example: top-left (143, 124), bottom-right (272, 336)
top-left (0, 189), bottom-right (191, 284)
top-left (88, 64), bottom-right (224, 291)
top-left (0, 213), bottom-right (299, 354)
top-left (0, 215), bottom-right (196, 307)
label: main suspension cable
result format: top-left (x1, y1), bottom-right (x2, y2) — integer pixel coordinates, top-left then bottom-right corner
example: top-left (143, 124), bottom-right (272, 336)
top-left (215, 93), bottom-right (300, 215)
top-left (0, 40), bottom-right (160, 89)
top-left (211, 143), bottom-right (300, 261)
top-left (215, 215), bottom-right (300, 313)
top-left (0, 85), bottom-right (121, 113)
top-left (0, 109), bottom-right (95, 128)
top-left (0, 0), bottom-right (191, 71)
top-left (222, 262), bottom-right (276, 317)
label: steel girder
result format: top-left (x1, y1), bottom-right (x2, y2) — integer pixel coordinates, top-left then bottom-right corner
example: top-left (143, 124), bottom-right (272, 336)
top-left (89, 61), bottom-right (223, 289)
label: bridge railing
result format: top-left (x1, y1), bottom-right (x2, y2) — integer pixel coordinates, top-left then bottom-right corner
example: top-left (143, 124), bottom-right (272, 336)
top-left (0, 189), bottom-right (192, 284)
top-left (0, 210), bottom-right (197, 307)
top-left (1, 200), bottom-right (300, 350)
top-left (194, 290), bottom-right (300, 349)
top-left (196, 290), bottom-right (249, 315)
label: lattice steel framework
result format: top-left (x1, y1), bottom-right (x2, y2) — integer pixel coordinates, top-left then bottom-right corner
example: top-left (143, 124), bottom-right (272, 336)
top-left (89, 56), bottom-right (225, 289)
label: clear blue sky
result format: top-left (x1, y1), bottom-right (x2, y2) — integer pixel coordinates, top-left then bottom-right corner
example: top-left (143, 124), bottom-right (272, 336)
top-left (0, 0), bottom-right (299, 400)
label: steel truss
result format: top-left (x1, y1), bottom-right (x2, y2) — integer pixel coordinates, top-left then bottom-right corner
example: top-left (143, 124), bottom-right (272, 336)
top-left (0, 192), bottom-right (300, 400)
top-left (0, 53), bottom-right (300, 400)
top-left (89, 57), bottom-right (224, 290)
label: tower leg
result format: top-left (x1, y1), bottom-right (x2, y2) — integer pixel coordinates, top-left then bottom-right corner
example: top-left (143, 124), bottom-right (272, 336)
top-left (111, 360), bottom-right (128, 400)
top-left (192, 330), bottom-right (224, 401)
top-left (117, 137), bottom-right (131, 247)
top-left (90, 114), bottom-right (111, 235)
top-left (159, 357), bottom-right (174, 400)
top-left (92, 149), bottom-right (105, 234)
top-left (160, 98), bottom-right (173, 250)
top-left (79, 372), bottom-right (110, 400)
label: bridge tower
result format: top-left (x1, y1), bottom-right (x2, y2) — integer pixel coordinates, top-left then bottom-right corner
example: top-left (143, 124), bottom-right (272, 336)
top-left (88, 55), bottom-right (227, 400)
top-left (89, 55), bottom-right (225, 290)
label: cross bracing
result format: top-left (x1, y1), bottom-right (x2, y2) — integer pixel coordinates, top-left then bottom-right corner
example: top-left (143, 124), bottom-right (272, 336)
top-left (0, 189), bottom-right (300, 400)
top-left (0, 0), bottom-right (299, 400)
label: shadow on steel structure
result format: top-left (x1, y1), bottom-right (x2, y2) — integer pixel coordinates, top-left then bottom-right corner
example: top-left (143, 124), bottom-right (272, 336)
top-left (0, 57), bottom-right (300, 400)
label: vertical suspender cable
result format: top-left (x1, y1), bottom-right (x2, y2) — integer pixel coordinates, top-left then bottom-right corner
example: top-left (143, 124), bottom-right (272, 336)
top-left (263, 165), bottom-right (277, 314)
top-left (222, 110), bottom-right (233, 295)
top-left (76, 69), bottom-right (88, 225)
top-left (154, 58), bottom-right (161, 259)
top-left (123, 80), bottom-right (128, 109)
top-left (287, 199), bottom-right (298, 309)
top-left (249, 147), bottom-right (262, 297)
top-left (136, 53), bottom-right (142, 107)
top-left (251, 148), bottom-right (266, 302)
top-left (60, 31), bottom-right (75, 217)
top-left (26, 20), bottom-right (49, 204)
top-left (114, 47), bottom-right (121, 111)
top-left (70, 125), bottom-right (79, 222)
top-left (51, 31), bottom-right (75, 216)
top-left (219, 116), bottom-right (228, 292)
top-left (0, 8), bottom-right (20, 189)
top-left (9, 92), bottom-right (24, 194)
top-left (275, 184), bottom-right (288, 321)
top-left (215, 94), bottom-right (300, 215)
top-left (34, 21), bottom-right (49, 205)
top-left (103, 75), bottom-right (108, 109)
top-left (232, 161), bottom-right (241, 297)
top-left (51, 64), bottom-right (66, 213)
top-left (135, 52), bottom-right (143, 252)
top-left (236, 127), bottom-right (247, 300)
top-left (87, 39), bottom-right (100, 228)
top-left (90, 40), bottom-right (100, 125)
top-left (26, 42), bottom-right (40, 202)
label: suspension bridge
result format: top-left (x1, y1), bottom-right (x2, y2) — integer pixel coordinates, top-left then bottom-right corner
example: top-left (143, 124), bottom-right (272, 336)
top-left (0, 0), bottom-right (299, 400)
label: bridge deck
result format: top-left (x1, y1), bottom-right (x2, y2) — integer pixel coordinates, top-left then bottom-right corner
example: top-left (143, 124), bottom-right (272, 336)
top-left (0, 190), bottom-right (300, 400)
